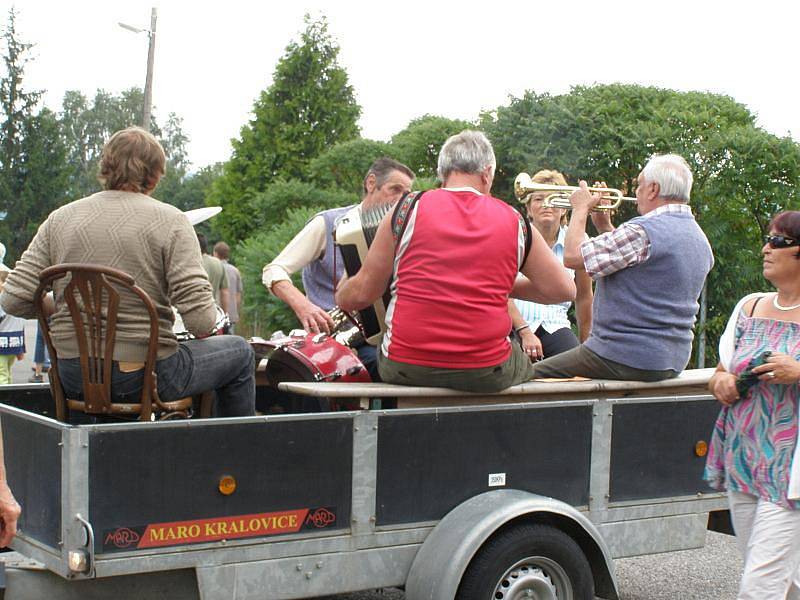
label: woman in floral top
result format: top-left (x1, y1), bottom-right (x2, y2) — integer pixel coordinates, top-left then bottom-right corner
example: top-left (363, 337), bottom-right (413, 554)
top-left (706, 210), bottom-right (800, 599)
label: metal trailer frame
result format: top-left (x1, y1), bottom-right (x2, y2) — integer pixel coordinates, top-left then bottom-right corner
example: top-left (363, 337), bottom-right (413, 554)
top-left (0, 371), bottom-right (727, 600)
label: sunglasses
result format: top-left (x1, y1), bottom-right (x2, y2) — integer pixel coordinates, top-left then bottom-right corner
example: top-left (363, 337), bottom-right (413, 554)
top-left (764, 234), bottom-right (800, 249)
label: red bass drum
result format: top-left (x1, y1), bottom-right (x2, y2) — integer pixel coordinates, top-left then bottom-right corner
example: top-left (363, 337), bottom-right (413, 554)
top-left (255, 331), bottom-right (370, 412)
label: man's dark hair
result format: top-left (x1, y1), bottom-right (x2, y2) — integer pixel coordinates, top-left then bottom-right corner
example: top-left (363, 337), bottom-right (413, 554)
top-left (196, 232), bottom-right (208, 255)
top-left (363, 157), bottom-right (414, 195)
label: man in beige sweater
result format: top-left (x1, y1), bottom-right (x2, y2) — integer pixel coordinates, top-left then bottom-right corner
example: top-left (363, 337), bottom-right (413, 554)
top-left (0, 127), bottom-right (254, 419)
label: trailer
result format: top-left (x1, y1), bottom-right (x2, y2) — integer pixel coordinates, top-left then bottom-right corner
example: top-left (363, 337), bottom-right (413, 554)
top-left (0, 368), bottom-right (728, 599)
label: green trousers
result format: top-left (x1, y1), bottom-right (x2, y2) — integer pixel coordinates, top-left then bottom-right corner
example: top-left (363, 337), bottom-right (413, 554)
top-left (377, 342), bottom-right (536, 393)
top-left (531, 344), bottom-right (678, 382)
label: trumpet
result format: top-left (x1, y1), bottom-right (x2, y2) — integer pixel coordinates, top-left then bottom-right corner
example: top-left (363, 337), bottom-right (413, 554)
top-left (514, 173), bottom-right (637, 211)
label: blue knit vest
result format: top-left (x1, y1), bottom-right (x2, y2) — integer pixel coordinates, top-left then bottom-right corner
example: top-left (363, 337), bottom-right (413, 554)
top-left (301, 205), bottom-right (353, 311)
top-left (584, 210), bottom-right (713, 372)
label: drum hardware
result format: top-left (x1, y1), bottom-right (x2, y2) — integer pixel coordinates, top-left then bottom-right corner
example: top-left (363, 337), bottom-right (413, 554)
top-left (514, 172), bottom-right (637, 211)
top-left (314, 363), bottom-right (366, 382)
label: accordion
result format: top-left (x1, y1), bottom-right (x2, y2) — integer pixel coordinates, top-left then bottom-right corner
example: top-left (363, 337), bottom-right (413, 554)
top-left (333, 202), bottom-right (395, 346)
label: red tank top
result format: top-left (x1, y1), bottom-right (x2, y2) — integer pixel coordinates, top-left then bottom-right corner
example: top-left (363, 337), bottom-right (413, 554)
top-left (382, 188), bottom-right (525, 368)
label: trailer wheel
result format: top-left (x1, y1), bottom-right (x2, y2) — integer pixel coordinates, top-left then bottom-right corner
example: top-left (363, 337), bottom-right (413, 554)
top-left (456, 523), bottom-right (594, 600)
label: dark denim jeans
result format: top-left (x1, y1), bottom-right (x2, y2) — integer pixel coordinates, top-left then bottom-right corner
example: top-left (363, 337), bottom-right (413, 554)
top-left (58, 335), bottom-right (256, 419)
top-left (34, 326), bottom-right (50, 367)
top-left (355, 342), bottom-right (378, 381)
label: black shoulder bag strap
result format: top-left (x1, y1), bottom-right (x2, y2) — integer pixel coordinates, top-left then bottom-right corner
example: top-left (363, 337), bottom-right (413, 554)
top-left (513, 204), bottom-right (533, 269)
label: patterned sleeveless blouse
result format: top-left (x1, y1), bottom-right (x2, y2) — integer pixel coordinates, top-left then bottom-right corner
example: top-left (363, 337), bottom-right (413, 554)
top-left (704, 310), bottom-right (800, 509)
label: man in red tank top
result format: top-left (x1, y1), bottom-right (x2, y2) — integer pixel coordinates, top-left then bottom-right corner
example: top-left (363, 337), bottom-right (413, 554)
top-left (336, 131), bottom-right (575, 393)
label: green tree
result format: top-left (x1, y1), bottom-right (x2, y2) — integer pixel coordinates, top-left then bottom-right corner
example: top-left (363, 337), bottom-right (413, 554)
top-left (209, 15), bottom-right (361, 242)
top-left (59, 88), bottom-right (190, 203)
top-left (0, 8), bottom-right (39, 166)
top-left (247, 179), bottom-right (356, 237)
top-left (154, 112), bottom-right (192, 203)
top-left (0, 9), bottom-right (71, 260)
top-left (0, 108), bottom-right (70, 261)
top-left (165, 163), bottom-right (223, 212)
top-left (391, 114), bottom-right (473, 179)
top-left (482, 83), bottom-right (800, 365)
top-left (309, 138), bottom-right (394, 195)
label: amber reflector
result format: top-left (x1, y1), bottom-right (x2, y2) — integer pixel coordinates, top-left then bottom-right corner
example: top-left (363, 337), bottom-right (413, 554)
top-left (218, 475), bottom-right (237, 495)
top-left (695, 441), bottom-right (708, 457)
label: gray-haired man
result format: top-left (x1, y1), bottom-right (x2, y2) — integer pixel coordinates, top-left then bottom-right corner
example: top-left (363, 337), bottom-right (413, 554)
top-left (336, 131), bottom-right (575, 393)
top-left (532, 154), bottom-right (714, 381)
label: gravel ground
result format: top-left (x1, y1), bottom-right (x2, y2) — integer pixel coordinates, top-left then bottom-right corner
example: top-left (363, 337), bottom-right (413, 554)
top-left (322, 532), bottom-right (742, 600)
top-left (614, 532), bottom-right (741, 599)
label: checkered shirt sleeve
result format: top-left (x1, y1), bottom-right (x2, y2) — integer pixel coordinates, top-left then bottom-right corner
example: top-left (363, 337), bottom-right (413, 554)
top-left (580, 223), bottom-right (650, 280)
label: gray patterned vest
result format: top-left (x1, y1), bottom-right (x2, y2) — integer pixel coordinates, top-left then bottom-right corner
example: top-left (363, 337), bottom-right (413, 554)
top-left (301, 205), bottom-right (354, 311)
top-left (584, 210), bottom-right (714, 372)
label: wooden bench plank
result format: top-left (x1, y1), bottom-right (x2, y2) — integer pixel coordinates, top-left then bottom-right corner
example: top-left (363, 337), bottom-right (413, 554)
top-left (277, 367), bottom-right (715, 408)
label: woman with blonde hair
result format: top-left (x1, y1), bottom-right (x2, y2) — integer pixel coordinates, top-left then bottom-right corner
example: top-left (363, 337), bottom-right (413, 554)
top-left (509, 169), bottom-right (593, 361)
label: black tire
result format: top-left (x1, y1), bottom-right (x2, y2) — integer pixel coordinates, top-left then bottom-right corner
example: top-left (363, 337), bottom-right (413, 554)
top-left (456, 523), bottom-right (594, 600)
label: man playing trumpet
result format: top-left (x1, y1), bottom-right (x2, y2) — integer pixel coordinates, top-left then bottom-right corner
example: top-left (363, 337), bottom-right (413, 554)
top-left (531, 154), bottom-right (714, 381)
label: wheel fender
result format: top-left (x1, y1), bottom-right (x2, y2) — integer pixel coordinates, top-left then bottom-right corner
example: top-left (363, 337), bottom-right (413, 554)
top-left (405, 489), bottom-right (619, 600)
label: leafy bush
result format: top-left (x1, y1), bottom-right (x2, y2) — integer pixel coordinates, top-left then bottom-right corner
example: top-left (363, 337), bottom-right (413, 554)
top-left (309, 138), bottom-right (396, 195)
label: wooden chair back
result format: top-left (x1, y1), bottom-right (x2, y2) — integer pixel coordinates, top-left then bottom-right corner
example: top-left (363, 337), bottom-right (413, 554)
top-left (34, 264), bottom-right (162, 422)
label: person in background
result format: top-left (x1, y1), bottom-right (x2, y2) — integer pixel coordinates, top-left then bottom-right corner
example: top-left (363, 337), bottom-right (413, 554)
top-left (509, 169), bottom-right (593, 361)
top-left (706, 211), bottom-right (800, 599)
top-left (197, 232), bottom-right (229, 314)
top-left (28, 325), bottom-right (50, 383)
top-left (214, 241), bottom-right (242, 335)
top-left (0, 245), bottom-right (24, 384)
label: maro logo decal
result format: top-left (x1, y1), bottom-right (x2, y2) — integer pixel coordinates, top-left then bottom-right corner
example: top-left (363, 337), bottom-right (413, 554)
top-left (306, 508), bottom-right (336, 528)
top-left (104, 527), bottom-right (141, 549)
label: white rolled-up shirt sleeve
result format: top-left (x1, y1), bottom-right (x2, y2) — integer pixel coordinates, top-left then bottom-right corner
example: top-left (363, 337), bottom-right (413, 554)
top-left (262, 216), bottom-right (328, 294)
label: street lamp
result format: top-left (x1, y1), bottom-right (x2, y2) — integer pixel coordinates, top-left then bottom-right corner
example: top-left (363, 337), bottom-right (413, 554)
top-left (118, 8), bottom-right (157, 131)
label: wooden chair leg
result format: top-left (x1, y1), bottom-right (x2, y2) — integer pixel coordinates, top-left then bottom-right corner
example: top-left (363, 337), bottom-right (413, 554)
top-left (48, 371), bottom-right (67, 423)
top-left (197, 391), bottom-right (214, 418)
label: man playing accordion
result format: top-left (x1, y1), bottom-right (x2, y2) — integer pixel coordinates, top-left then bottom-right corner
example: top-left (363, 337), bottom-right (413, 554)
top-left (262, 158), bottom-right (413, 377)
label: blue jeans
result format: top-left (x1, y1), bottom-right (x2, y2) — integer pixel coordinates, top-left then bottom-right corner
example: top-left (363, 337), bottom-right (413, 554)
top-left (356, 343), bottom-right (379, 381)
top-left (34, 326), bottom-right (50, 368)
top-left (58, 336), bottom-right (255, 419)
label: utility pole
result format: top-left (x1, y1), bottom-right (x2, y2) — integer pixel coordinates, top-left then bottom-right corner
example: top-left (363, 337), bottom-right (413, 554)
top-left (142, 8), bottom-right (157, 131)
top-left (119, 8), bottom-right (157, 131)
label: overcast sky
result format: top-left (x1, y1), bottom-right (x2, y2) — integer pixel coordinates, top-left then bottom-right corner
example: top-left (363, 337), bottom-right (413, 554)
top-left (6, 0), bottom-right (799, 171)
